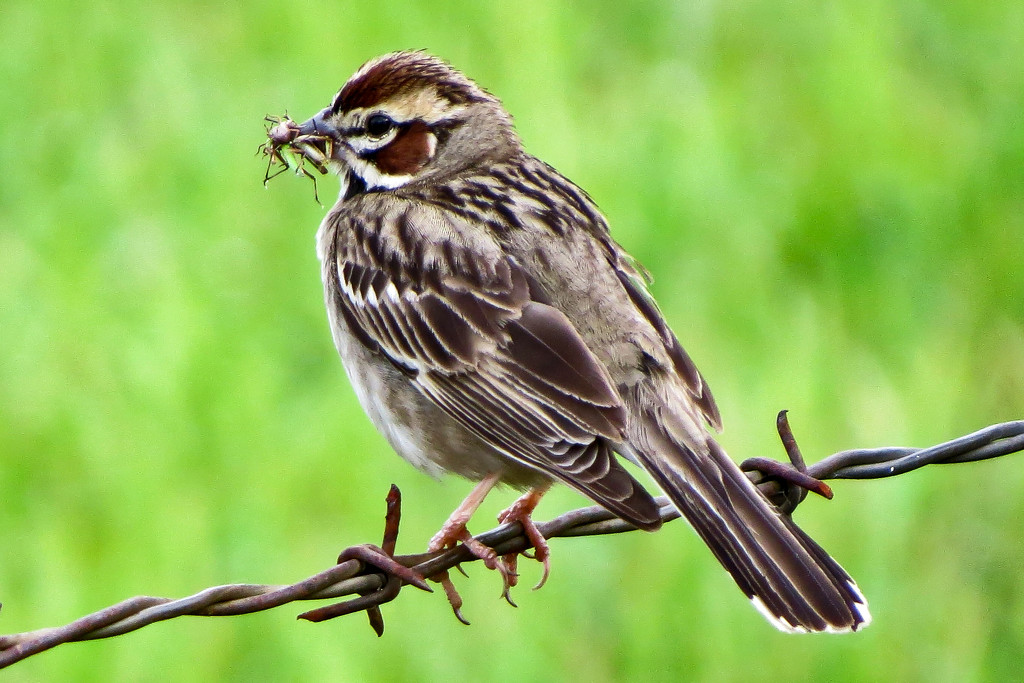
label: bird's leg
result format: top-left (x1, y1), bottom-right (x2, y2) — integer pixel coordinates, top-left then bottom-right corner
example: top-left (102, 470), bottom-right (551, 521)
top-left (427, 473), bottom-right (506, 619)
top-left (497, 483), bottom-right (552, 594)
top-left (428, 472), bottom-right (502, 556)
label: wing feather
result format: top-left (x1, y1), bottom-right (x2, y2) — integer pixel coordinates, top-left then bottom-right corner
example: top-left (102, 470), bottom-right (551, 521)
top-left (326, 198), bottom-right (661, 529)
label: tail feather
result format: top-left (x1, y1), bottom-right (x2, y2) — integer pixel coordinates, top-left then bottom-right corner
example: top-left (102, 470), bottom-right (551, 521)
top-left (627, 401), bottom-right (870, 633)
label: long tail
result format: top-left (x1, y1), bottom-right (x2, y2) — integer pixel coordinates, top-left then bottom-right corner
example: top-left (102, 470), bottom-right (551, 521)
top-left (626, 393), bottom-right (870, 633)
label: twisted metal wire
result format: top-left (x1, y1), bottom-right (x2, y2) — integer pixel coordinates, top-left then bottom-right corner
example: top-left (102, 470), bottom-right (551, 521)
top-left (1, 417), bottom-right (1021, 669)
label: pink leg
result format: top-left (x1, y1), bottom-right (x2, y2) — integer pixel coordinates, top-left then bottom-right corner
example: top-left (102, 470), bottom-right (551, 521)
top-left (497, 484), bottom-right (552, 592)
top-left (428, 472), bottom-right (502, 554)
top-left (426, 477), bottom-right (554, 617)
top-left (427, 474), bottom-right (505, 620)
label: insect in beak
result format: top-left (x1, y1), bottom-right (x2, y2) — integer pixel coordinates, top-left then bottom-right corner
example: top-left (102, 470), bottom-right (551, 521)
top-left (259, 113), bottom-right (335, 204)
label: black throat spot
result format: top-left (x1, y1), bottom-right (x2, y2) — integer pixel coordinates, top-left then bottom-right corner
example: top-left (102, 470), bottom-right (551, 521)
top-left (344, 171), bottom-right (368, 200)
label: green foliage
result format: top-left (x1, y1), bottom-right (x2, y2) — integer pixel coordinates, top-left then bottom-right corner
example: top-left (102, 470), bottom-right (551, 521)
top-left (1, 0), bottom-right (1021, 679)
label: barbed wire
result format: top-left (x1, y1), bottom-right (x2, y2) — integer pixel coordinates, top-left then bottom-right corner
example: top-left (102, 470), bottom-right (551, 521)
top-left (1, 415), bottom-right (1021, 669)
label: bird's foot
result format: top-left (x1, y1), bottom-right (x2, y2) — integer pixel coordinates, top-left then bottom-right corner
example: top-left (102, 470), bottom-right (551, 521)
top-left (497, 487), bottom-right (551, 594)
top-left (426, 477), bottom-right (550, 616)
top-left (429, 522), bottom-right (513, 621)
top-left (429, 524), bottom-right (504, 573)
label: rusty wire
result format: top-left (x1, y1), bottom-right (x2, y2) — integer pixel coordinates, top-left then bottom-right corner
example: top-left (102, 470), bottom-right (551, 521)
top-left (1, 416), bottom-right (1022, 669)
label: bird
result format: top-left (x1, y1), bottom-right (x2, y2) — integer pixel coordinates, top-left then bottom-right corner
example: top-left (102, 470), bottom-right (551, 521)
top-left (268, 50), bottom-right (870, 633)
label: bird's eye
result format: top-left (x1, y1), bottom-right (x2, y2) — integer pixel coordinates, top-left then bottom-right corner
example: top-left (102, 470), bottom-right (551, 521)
top-left (365, 113), bottom-right (395, 138)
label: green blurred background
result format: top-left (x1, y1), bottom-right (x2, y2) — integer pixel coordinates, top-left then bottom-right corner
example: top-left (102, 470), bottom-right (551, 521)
top-left (2, 0), bottom-right (1022, 680)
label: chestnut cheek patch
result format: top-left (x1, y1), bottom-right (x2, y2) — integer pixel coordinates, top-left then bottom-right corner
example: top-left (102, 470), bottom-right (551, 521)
top-left (372, 121), bottom-right (436, 176)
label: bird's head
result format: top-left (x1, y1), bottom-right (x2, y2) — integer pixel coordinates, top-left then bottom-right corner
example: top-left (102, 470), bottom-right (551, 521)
top-left (268, 51), bottom-right (520, 200)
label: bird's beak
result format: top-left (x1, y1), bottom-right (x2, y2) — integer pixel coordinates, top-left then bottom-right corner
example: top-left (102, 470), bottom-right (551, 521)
top-left (296, 108), bottom-right (338, 138)
top-left (288, 108), bottom-right (342, 172)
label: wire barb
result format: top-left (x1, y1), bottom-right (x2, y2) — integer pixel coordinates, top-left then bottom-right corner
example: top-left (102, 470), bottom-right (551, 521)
top-left (297, 486), bottom-right (431, 632)
top-left (741, 411), bottom-right (833, 513)
top-left (1, 419), bottom-right (1021, 668)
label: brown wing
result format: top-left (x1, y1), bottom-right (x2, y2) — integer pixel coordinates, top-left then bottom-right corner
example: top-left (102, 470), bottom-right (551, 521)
top-left (612, 262), bottom-right (721, 430)
top-left (327, 197), bottom-right (661, 528)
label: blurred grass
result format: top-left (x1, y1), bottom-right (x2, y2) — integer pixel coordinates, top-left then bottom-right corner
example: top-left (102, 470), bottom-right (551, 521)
top-left (1, 0), bottom-right (1022, 680)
